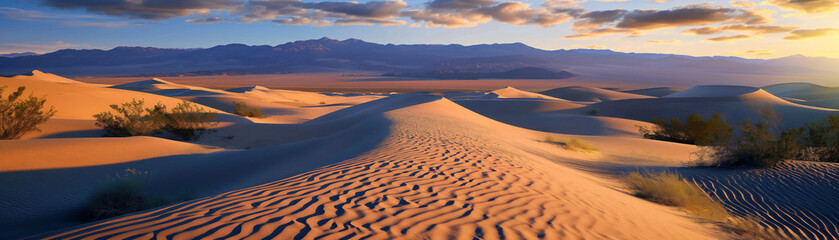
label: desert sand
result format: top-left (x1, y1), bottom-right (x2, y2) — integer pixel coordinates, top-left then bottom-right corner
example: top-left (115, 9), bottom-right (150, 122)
top-left (2, 71), bottom-right (838, 239)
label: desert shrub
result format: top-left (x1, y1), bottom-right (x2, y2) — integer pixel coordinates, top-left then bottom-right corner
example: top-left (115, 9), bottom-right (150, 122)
top-left (232, 101), bottom-right (263, 118)
top-left (94, 99), bottom-right (166, 137)
top-left (544, 136), bottom-right (598, 153)
top-left (797, 113), bottom-right (839, 162)
top-left (587, 109), bottom-right (599, 116)
top-left (624, 171), bottom-right (729, 221)
top-left (163, 101), bottom-right (218, 141)
top-left (691, 106), bottom-right (799, 168)
top-left (0, 85), bottom-right (56, 139)
top-left (638, 113), bottom-right (732, 145)
top-left (81, 168), bottom-right (169, 221)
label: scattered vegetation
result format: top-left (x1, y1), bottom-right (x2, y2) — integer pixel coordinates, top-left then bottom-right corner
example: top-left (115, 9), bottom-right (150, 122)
top-left (544, 136), bottom-right (598, 153)
top-left (163, 101), bottom-right (219, 141)
top-left (624, 170), bottom-right (782, 239)
top-left (624, 171), bottom-right (728, 221)
top-left (94, 99), bottom-right (217, 140)
top-left (81, 168), bottom-right (169, 221)
top-left (0, 85), bottom-right (56, 139)
top-left (587, 109), bottom-right (599, 116)
top-left (94, 99), bottom-right (167, 137)
top-left (232, 101), bottom-right (263, 118)
top-left (796, 113), bottom-right (839, 162)
top-left (689, 106), bottom-right (798, 168)
top-left (638, 113), bottom-right (732, 145)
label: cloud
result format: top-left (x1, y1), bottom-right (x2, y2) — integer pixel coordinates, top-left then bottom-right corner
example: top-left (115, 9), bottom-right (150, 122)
top-left (427, 0), bottom-right (498, 9)
top-left (0, 41), bottom-right (87, 54)
top-left (185, 17), bottom-right (229, 23)
top-left (783, 28), bottom-right (839, 40)
top-left (39, 0), bottom-right (244, 20)
top-left (582, 45), bottom-right (607, 49)
top-left (730, 0), bottom-right (757, 7)
top-left (763, 0), bottom-right (839, 14)
top-left (565, 27), bottom-right (640, 38)
top-left (742, 49), bottom-right (773, 55)
top-left (683, 24), bottom-right (797, 35)
top-left (0, 7), bottom-right (139, 28)
top-left (614, 5), bottom-right (768, 30)
top-left (566, 5), bottom-right (770, 39)
top-left (405, 0), bottom-right (581, 27)
top-left (707, 34), bottom-right (751, 41)
top-left (301, 1), bottom-right (406, 18)
top-left (648, 40), bottom-right (681, 43)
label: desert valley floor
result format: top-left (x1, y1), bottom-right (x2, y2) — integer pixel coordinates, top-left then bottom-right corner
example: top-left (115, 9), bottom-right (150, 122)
top-left (1, 71), bottom-right (838, 239)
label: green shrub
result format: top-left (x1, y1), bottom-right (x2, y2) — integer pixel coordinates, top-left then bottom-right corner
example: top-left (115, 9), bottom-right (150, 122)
top-left (639, 113), bottom-right (732, 145)
top-left (94, 99), bottom-right (166, 137)
top-left (0, 85), bottom-right (56, 139)
top-left (624, 171), bottom-right (729, 221)
top-left (94, 99), bottom-right (218, 140)
top-left (544, 136), bottom-right (598, 153)
top-left (690, 107), bottom-right (799, 168)
top-left (81, 168), bottom-right (169, 221)
top-left (232, 101), bottom-right (263, 118)
top-left (163, 101), bottom-right (218, 141)
top-left (797, 113), bottom-right (839, 162)
top-left (587, 109), bottom-right (599, 116)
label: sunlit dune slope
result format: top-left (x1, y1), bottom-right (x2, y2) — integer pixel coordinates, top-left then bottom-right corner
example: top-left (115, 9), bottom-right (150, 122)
top-left (40, 95), bottom-right (717, 240)
top-left (482, 86), bottom-right (565, 100)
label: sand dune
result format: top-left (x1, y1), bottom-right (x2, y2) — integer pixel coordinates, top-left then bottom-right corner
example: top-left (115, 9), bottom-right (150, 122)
top-left (587, 85), bottom-right (837, 128)
top-left (681, 162), bottom-right (839, 240)
top-left (11, 70), bottom-right (84, 84)
top-left (763, 82), bottom-right (838, 100)
top-left (482, 86), bottom-right (565, 100)
top-left (38, 95), bottom-right (717, 240)
top-left (453, 99), bottom-right (651, 137)
top-left (6, 71), bottom-right (839, 240)
top-left (540, 86), bottom-right (653, 102)
top-left (621, 87), bottom-right (683, 97)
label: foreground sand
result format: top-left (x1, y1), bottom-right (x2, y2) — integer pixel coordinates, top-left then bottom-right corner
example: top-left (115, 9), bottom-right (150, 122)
top-left (3, 72), bottom-right (839, 239)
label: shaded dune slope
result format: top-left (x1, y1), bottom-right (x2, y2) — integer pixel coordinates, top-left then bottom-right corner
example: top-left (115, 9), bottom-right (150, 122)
top-left (683, 162), bottom-right (839, 240)
top-left (621, 87), bottom-right (683, 97)
top-left (42, 96), bottom-right (716, 240)
top-left (539, 86), bottom-right (653, 102)
top-left (586, 85), bottom-right (837, 128)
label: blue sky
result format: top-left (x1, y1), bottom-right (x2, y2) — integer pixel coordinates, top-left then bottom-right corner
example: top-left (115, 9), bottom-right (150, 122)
top-left (1, 0), bottom-right (837, 58)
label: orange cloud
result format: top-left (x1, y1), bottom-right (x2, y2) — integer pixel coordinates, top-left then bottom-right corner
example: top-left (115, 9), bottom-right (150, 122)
top-left (707, 34), bottom-right (751, 41)
top-left (783, 28), bottom-right (839, 40)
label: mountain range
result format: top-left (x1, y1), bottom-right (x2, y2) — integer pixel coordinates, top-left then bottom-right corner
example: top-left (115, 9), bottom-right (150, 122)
top-left (1, 37), bottom-right (837, 85)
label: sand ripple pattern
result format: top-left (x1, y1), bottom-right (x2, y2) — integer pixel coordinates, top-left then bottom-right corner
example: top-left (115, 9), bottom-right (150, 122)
top-left (45, 100), bottom-right (709, 240)
top-left (685, 162), bottom-right (839, 240)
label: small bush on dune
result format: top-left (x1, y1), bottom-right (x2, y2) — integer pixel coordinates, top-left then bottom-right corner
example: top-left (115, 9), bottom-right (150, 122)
top-left (232, 101), bottom-right (263, 118)
top-left (94, 99), bottom-right (166, 137)
top-left (544, 136), bottom-right (598, 153)
top-left (638, 113), bottom-right (732, 145)
top-left (81, 168), bottom-right (169, 221)
top-left (94, 99), bottom-right (218, 140)
top-left (691, 106), bottom-right (799, 168)
top-left (163, 101), bottom-right (218, 141)
top-left (0, 85), bottom-right (56, 139)
top-left (624, 171), bottom-right (729, 221)
top-left (797, 113), bottom-right (839, 162)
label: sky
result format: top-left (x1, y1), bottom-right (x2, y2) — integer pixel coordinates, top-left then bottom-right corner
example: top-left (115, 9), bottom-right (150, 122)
top-left (0, 0), bottom-right (837, 58)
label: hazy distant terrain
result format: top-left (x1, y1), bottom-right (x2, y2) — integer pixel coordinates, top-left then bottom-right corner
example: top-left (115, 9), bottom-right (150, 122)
top-left (2, 38), bottom-right (837, 86)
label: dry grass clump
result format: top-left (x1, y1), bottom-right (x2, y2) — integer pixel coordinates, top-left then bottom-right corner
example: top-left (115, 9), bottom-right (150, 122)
top-left (81, 168), bottom-right (169, 221)
top-left (624, 171), bottom-right (729, 221)
top-left (624, 170), bottom-right (784, 239)
top-left (233, 101), bottom-right (263, 118)
top-left (544, 136), bottom-right (598, 153)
